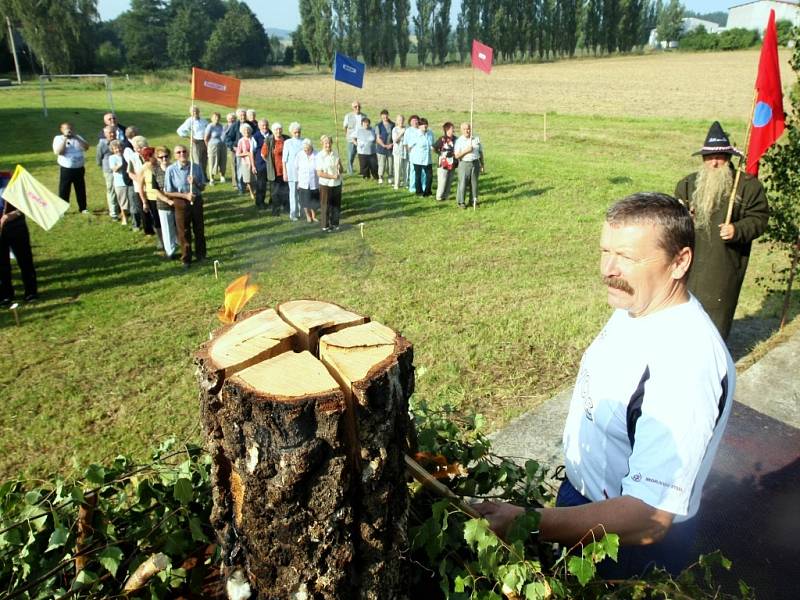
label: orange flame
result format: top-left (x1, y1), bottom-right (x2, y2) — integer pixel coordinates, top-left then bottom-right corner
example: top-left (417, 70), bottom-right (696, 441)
top-left (217, 274), bottom-right (259, 324)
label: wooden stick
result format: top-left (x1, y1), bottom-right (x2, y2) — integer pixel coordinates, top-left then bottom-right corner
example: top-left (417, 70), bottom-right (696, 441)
top-left (405, 454), bottom-right (481, 519)
top-left (470, 66), bottom-right (475, 133)
top-left (725, 89), bottom-right (758, 225)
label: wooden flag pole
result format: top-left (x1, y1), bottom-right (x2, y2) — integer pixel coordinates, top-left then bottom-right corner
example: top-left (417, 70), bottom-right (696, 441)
top-left (470, 65), bottom-right (475, 133)
top-left (404, 455), bottom-right (481, 519)
top-left (725, 89), bottom-right (758, 225)
top-left (333, 77), bottom-right (342, 159)
top-left (189, 102), bottom-right (195, 201)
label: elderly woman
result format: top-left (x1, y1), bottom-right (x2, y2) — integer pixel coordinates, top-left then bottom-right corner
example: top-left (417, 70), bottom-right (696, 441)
top-left (282, 122), bottom-right (305, 221)
top-left (355, 117), bottom-right (378, 180)
top-left (391, 115), bottom-right (407, 191)
top-left (151, 147), bottom-right (179, 259)
top-left (404, 115), bottom-right (420, 192)
top-left (123, 132), bottom-right (148, 231)
top-left (139, 146), bottom-right (165, 253)
top-left (236, 123), bottom-right (256, 201)
top-left (294, 138), bottom-right (320, 223)
top-left (204, 112), bottom-right (226, 185)
top-left (270, 123), bottom-right (290, 216)
top-left (408, 118), bottom-right (434, 197)
top-left (315, 134), bottom-right (343, 232)
top-left (108, 140), bottom-right (131, 227)
top-left (433, 121), bottom-right (457, 201)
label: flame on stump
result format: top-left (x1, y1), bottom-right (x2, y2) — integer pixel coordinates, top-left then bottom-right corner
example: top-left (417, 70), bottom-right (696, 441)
top-left (218, 274), bottom-right (259, 324)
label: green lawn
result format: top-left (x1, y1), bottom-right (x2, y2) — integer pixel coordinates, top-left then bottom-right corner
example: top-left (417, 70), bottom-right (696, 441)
top-left (0, 78), bottom-right (793, 479)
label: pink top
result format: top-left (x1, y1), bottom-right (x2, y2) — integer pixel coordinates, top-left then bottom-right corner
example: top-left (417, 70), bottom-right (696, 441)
top-left (237, 137), bottom-right (254, 169)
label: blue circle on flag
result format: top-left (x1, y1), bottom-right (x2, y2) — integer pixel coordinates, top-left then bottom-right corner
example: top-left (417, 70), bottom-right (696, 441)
top-left (753, 101), bottom-right (772, 128)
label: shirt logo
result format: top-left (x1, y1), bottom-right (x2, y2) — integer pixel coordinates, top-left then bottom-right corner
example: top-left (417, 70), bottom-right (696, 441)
top-left (632, 472), bottom-right (642, 482)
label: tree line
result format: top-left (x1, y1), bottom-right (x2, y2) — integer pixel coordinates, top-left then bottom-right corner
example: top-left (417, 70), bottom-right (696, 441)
top-left (297, 1), bottom-right (689, 68)
top-left (0, 0), bottom-right (281, 75)
top-left (2, 0), bottom-right (698, 75)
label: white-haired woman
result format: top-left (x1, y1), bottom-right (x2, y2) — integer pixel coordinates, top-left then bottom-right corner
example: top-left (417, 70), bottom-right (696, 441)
top-left (236, 123), bottom-right (256, 201)
top-left (294, 138), bottom-right (320, 223)
top-left (123, 131), bottom-right (147, 231)
top-left (204, 111), bottom-right (226, 185)
top-left (282, 122), bottom-right (304, 221)
top-left (391, 115), bottom-right (407, 191)
top-left (315, 134), bottom-right (343, 232)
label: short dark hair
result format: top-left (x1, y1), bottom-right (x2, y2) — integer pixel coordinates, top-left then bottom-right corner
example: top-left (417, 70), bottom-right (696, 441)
top-left (606, 192), bottom-right (694, 259)
top-left (380, 109), bottom-right (389, 116)
top-left (443, 121), bottom-right (454, 133)
top-left (419, 117), bottom-right (428, 126)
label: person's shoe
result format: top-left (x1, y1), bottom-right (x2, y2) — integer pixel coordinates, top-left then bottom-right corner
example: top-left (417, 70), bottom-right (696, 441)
top-left (393, 185), bottom-right (399, 190)
top-left (220, 176), bottom-right (226, 183)
top-left (321, 227), bottom-right (330, 232)
top-left (458, 204), bottom-right (466, 209)
top-left (208, 180), bottom-right (215, 186)
top-left (24, 293), bottom-right (38, 302)
top-left (80, 209), bottom-right (90, 214)
top-left (378, 178), bottom-right (383, 184)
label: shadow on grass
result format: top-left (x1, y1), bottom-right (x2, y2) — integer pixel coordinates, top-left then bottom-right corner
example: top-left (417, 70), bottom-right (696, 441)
top-left (728, 288), bottom-right (800, 361)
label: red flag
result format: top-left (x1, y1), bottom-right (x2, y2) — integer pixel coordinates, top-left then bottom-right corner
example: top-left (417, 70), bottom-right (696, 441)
top-left (471, 40), bottom-right (493, 75)
top-left (746, 10), bottom-right (784, 175)
top-left (191, 67), bottom-right (241, 108)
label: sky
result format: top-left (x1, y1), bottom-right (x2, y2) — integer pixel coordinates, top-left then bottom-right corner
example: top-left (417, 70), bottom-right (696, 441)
top-left (97, 0), bottom-right (739, 31)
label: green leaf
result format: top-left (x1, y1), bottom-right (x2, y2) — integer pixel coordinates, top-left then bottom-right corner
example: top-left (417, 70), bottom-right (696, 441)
top-left (85, 464), bottom-right (106, 485)
top-left (601, 533), bottom-right (619, 562)
top-left (524, 581), bottom-right (548, 600)
top-left (188, 516), bottom-right (207, 542)
top-left (99, 546), bottom-right (124, 577)
top-left (72, 569), bottom-right (99, 588)
top-left (46, 525), bottom-right (69, 552)
top-left (173, 478), bottom-right (193, 505)
top-left (567, 555), bottom-right (596, 586)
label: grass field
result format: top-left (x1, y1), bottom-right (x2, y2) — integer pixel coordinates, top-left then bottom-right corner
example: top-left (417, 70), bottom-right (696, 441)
top-left (0, 50), bottom-right (797, 479)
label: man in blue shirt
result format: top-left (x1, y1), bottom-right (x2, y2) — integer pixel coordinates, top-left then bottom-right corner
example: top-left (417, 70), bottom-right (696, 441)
top-left (163, 145), bottom-right (207, 268)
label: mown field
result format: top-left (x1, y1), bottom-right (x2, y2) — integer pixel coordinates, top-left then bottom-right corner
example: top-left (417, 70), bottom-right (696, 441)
top-left (0, 49), bottom-right (796, 479)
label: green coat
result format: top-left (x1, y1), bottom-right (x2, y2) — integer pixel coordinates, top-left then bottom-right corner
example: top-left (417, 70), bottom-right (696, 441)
top-left (674, 167), bottom-right (769, 340)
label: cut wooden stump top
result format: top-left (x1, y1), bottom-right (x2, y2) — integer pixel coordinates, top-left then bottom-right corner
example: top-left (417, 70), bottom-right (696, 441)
top-left (208, 308), bottom-right (297, 374)
top-left (233, 350), bottom-right (343, 401)
top-left (319, 322), bottom-right (398, 385)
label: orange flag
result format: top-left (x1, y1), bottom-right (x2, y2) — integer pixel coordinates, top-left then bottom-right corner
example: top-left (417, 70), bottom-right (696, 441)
top-left (218, 274), bottom-right (259, 324)
top-left (191, 67), bottom-right (241, 108)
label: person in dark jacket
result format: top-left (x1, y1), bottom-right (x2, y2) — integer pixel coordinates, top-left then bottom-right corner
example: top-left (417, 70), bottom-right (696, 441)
top-left (674, 121), bottom-right (769, 340)
top-left (0, 172), bottom-right (38, 304)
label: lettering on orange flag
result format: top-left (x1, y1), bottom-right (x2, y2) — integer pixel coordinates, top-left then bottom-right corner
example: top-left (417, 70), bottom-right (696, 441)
top-left (218, 274), bottom-right (259, 324)
top-left (191, 67), bottom-right (241, 108)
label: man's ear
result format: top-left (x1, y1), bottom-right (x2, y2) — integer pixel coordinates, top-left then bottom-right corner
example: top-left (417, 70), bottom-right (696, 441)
top-left (672, 247), bottom-right (692, 280)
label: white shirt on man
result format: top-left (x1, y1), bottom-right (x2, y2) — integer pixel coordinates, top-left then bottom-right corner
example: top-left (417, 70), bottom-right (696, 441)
top-left (52, 135), bottom-right (87, 168)
top-left (562, 295), bottom-right (734, 522)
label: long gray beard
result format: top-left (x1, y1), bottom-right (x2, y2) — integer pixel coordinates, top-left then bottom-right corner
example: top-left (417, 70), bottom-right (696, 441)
top-left (692, 166), bottom-right (733, 231)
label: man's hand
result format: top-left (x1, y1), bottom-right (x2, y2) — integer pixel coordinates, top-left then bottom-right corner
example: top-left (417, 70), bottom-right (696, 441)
top-left (719, 223), bottom-right (736, 241)
top-left (472, 501), bottom-right (526, 540)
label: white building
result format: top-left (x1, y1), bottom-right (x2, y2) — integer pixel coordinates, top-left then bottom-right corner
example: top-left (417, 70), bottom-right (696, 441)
top-left (682, 17), bottom-right (725, 34)
top-left (726, 0), bottom-right (800, 31)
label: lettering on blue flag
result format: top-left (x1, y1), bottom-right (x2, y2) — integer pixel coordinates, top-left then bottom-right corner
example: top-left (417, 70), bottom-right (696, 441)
top-left (333, 52), bottom-right (365, 89)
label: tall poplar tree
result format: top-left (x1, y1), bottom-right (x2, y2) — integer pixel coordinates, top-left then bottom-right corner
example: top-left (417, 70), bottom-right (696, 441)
top-left (432, 0), bottom-right (452, 65)
top-left (393, 0), bottom-right (410, 67)
top-left (455, 0), bottom-right (479, 62)
top-left (414, 0), bottom-right (435, 66)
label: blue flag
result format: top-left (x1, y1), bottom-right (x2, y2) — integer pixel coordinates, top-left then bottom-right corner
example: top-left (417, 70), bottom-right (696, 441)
top-left (333, 52), bottom-right (365, 88)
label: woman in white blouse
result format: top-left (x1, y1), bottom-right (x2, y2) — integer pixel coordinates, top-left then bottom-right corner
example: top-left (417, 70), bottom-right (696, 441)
top-left (294, 138), bottom-right (320, 223)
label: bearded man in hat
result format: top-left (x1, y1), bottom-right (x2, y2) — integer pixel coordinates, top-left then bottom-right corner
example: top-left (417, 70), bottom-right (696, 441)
top-left (674, 121), bottom-right (769, 340)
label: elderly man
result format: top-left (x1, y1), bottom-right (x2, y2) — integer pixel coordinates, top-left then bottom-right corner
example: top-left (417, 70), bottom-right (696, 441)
top-left (163, 144), bottom-right (207, 269)
top-left (253, 119), bottom-right (274, 211)
top-left (177, 106), bottom-right (209, 180)
top-left (342, 100), bottom-right (366, 175)
top-left (454, 122), bottom-right (484, 208)
top-left (477, 193), bottom-right (734, 578)
top-left (52, 122), bottom-right (90, 213)
top-left (96, 125), bottom-right (121, 220)
top-left (98, 112), bottom-right (126, 141)
top-left (674, 122), bottom-right (769, 340)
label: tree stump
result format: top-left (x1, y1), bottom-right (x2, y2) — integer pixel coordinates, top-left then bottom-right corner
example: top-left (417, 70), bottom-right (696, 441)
top-left (197, 301), bottom-right (414, 599)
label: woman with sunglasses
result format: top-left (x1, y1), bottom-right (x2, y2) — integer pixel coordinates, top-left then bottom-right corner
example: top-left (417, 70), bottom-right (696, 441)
top-left (148, 147), bottom-right (179, 259)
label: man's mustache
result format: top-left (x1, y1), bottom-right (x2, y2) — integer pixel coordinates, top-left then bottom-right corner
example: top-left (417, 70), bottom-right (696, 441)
top-left (602, 276), bottom-right (634, 295)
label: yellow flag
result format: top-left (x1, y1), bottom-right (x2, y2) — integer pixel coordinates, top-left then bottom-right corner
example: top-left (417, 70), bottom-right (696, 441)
top-left (1, 165), bottom-right (69, 231)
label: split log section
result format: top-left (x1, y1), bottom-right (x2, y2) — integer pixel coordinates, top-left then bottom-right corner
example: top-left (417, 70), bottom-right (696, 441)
top-left (197, 300), bottom-right (415, 599)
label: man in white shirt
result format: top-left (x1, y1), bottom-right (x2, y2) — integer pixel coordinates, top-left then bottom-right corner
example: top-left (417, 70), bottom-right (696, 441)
top-left (477, 193), bottom-right (735, 578)
top-left (453, 122), bottom-right (484, 208)
top-left (52, 122), bottom-right (90, 213)
top-left (342, 100), bottom-right (366, 175)
top-left (177, 106), bottom-right (210, 180)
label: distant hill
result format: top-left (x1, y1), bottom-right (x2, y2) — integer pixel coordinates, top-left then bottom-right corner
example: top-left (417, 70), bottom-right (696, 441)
top-left (266, 27), bottom-right (292, 40)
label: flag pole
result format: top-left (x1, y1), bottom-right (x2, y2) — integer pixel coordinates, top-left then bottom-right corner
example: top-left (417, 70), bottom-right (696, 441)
top-left (725, 89), bottom-right (758, 225)
top-left (470, 65), bottom-right (475, 133)
top-left (189, 68), bottom-right (195, 202)
top-left (333, 76), bottom-right (341, 158)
